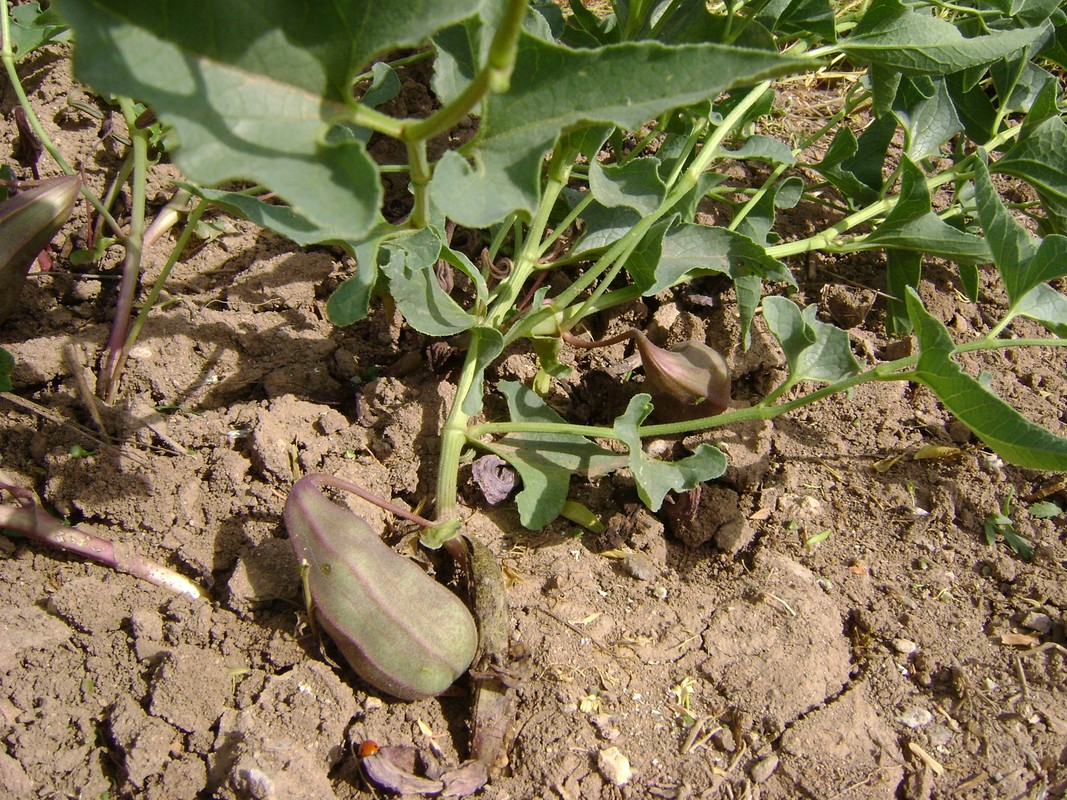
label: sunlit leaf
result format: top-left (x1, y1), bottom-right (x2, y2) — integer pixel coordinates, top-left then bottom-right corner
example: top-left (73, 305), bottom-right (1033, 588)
top-left (906, 288), bottom-right (1067, 470)
top-left (763, 296), bottom-right (860, 384)
top-left (612, 395), bottom-right (727, 511)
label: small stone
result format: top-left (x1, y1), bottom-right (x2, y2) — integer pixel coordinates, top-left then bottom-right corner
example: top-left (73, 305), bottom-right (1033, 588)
top-left (750, 754), bottom-right (779, 784)
top-left (927, 723), bottom-right (954, 748)
top-left (892, 638), bottom-right (918, 656)
top-left (622, 553), bottom-right (657, 581)
top-left (1021, 612), bottom-right (1052, 635)
top-left (651, 586), bottom-right (668, 600)
top-left (596, 746), bottom-right (632, 786)
top-left (896, 706), bottom-right (933, 729)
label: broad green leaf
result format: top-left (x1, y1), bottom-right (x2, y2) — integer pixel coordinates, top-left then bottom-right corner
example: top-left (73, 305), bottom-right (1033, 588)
top-left (182, 186), bottom-right (371, 247)
top-left (763, 296), bottom-right (860, 383)
top-left (430, 32), bottom-right (813, 226)
top-left (946, 71), bottom-right (997, 145)
top-left (756, 0), bottom-right (837, 42)
top-left (974, 159), bottom-right (1041, 305)
top-left (993, 116), bottom-right (1067, 206)
top-left (845, 115), bottom-right (895, 194)
top-left (1014, 283), bottom-right (1067, 336)
top-left (589, 158), bottom-right (666, 216)
top-left (612, 395), bottom-right (727, 511)
top-left (841, 0), bottom-right (1043, 75)
top-left (808, 128), bottom-right (879, 207)
top-left (763, 295), bottom-right (815, 373)
top-left (735, 175), bottom-right (804, 246)
top-left (568, 195), bottom-right (643, 257)
top-left (59, 0), bottom-right (482, 243)
top-left (380, 228), bottom-right (474, 337)
top-left (891, 76), bottom-right (962, 161)
top-left (726, 135), bottom-right (797, 166)
top-left (906, 288), bottom-right (1067, 470)
top-left (8, 2), bottom-right (70, 58)
top-left (327, 237), bottom-right (385, 326)
top-left (639, 224), bottom-right (795, 296)
top-left (484, 382), bottom-right (625, 529)
top-left (861, 158), bottom-right (989, 261)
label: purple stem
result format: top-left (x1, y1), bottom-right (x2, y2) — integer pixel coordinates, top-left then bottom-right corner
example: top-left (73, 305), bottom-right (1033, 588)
top-left (0, 485), bottom-right (205, 600)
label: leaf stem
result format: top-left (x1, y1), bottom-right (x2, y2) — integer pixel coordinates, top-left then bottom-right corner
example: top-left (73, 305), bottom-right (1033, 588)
top-left (404, 0), bottom-right (529, 142)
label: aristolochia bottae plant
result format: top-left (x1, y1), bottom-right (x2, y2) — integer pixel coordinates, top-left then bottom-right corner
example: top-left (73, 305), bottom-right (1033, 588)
top-left (12, 0), bottom-right (1067, 782)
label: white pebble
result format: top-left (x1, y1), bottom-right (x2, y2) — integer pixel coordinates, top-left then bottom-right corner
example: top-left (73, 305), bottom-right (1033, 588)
top-left (597, 746), bottom-right (632, 786)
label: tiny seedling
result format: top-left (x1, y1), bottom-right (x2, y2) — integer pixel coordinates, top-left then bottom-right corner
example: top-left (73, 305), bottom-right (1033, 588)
top-left (984, 488), bottom-right (1035, 560)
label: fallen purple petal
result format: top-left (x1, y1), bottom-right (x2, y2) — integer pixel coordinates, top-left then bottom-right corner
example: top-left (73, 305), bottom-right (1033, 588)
top-left (471, 455), bottom-right (517, 505)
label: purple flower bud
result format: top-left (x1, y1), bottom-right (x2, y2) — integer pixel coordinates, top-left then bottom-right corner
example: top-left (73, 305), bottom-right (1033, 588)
top-left (633, 332), bottom-right (730, 423)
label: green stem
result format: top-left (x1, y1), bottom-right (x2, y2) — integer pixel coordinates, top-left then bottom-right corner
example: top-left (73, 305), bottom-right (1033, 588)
top-left (405, 0), bottom-right (528, 142)
top-left (407, 139), bottom-right (431, 228)
top-left (468, 337), bottom-right (1067, 441)
top-left (767, 126), bottom-right (1024, 259)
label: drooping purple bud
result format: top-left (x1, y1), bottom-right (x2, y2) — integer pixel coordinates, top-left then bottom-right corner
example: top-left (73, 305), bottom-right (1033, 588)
top-left (633, 332), bottom-right (730, 423)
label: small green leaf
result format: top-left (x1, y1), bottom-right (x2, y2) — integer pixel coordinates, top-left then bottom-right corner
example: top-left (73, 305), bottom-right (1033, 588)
top-left (905, 288), bottom-right (1067, 470)
top-left (861, 158), bottom-right (989, 261)
top-left (484, 382), bottom-right (625, 529)
top-left (763, 296), bottom-right (860, 384)
top-left (1013, 283), bottom-right (1067, 336)
top-left (612, 395), bottom-right (727, 511)
top-left (1027, 500), bottom-right (1063, 519)
top-left (891, 75), bottom-right (962, 161)
top-left (974, 160), bottom-right (1067, 313)
top-left (725, 135), bottom-right (796, 166)
top-left (380, 228), bottom-right (475, 337)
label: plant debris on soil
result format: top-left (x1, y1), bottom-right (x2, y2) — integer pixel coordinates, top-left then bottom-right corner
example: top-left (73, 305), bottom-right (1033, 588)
top-left (1, 41), bottom-right (1066, 800)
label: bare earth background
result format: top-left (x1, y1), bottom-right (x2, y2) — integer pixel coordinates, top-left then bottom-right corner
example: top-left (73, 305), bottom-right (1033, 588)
top-left (1, 42), bottom-right (1066, 800)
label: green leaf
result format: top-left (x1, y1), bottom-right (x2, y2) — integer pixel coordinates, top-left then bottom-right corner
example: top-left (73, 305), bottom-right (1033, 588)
top-left (612, 395), bottom-right (727, 511)
top-left (905, 287), bottom-right (1067, 470)
top-left (430, 32), bottom-right (813, 226)
top-left (0, 347), bottom-right (14, 392)
top-left (484, 382), bottom-right (625, 529)
top-left (891, 76), bottom-right (962, 161)
top-left (763, 296), bottom-right (860, 383)
top-left (808, 128), bottom-right (879, 207)
top-left (380, 228), bottom-right (474, 337)
top-left (640, 224), bottom-right (794, 295)
top-left (1013, 283), bottom-right (1067, 336)
top-left (735, 175), bottom-right (804, 246)
top-left (1027, 500), bottom-right (1063, 519)
top-left (182, 185), bottom-right (372, 247)
top-left (993, 116), bottom-right (1067, 206)
top-left (973, 159), bottom-right (1067, 314)
top-left (8, 2), bottom-right (70, 58)
top-left (326, 237), bottom-right (385, 326)
top-left (841, 0), bottom-right (1043, 75)
top-left (589, 158), bottom-right (666, 216)
top-left (726, 135), bottom-right (796, 166)
top-left (59, 0), bottom-right (483, 243)
top-left (861, 158), bottom-right (989, 262)
top-left (885, 249), bottom-right (922, 336)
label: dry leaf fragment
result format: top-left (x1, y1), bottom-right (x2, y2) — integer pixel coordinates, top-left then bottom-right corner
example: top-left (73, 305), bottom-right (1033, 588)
top-left (1000, 632), bottom-right (1040, 647)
